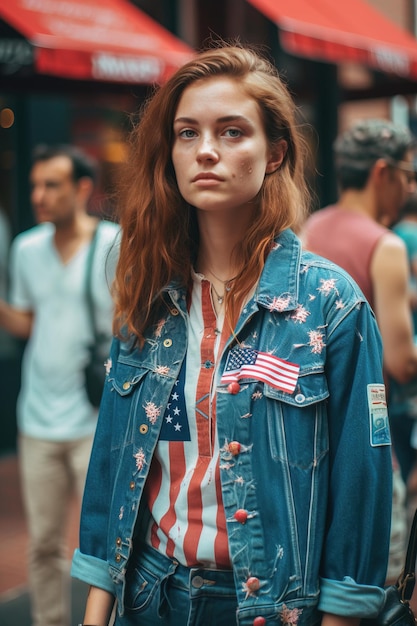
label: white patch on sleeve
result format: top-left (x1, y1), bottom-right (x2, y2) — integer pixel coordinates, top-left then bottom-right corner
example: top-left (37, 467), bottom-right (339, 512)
top-left (367, 384), bottom-right (391, 447)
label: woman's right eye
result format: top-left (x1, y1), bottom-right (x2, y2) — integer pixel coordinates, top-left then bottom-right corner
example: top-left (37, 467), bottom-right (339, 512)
top-left (178, 129), bottom-right (197, 138)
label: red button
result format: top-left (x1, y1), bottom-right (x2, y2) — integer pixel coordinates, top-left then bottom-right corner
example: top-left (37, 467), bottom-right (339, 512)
top-left (227, 381), bottom-right (240, 394)
top-left (253, 618), bottom-right (266, 626)
top-left (234, 509), bottom-right (248, 524)
top-left (228, 441), bottom-right (241, 456)
top-left (246, 576), bottom-right (260, 592)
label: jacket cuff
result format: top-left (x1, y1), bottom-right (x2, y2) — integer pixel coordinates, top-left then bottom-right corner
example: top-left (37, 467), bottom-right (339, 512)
top-left (318, 576), bottom-right (386, 617)
top-left (71, 548), bottom-right (116, 596)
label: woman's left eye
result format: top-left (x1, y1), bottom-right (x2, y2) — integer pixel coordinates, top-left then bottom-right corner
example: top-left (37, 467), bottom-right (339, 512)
top-left (224, 128), bottom-right (242, 138)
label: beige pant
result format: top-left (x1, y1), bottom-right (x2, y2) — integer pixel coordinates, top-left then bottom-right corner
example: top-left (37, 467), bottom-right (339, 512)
top-left (19, 434), bottom-right (94, 626)
top-left (386, 465), bottom-right (408, 583)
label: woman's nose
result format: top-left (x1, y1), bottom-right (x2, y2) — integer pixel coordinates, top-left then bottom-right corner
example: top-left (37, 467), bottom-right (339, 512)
top-left (196, 134), bottom-right (219, 162)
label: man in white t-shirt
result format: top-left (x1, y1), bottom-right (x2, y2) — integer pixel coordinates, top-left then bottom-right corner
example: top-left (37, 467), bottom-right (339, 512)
top-left (0, 144), bottom-right (119, 626)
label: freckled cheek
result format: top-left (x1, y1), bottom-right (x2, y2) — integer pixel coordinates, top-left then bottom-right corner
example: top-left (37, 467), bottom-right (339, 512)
top-left (232, 160), bottom-right (255, 180)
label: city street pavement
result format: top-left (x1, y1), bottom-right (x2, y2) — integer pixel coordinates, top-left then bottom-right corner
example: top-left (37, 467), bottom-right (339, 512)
top-left (0, 452), bottom-right (89, 626)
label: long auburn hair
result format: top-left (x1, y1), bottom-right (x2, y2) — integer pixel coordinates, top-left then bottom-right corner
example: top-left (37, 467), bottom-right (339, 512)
top-left (114, 43), bottom-right (310, 345)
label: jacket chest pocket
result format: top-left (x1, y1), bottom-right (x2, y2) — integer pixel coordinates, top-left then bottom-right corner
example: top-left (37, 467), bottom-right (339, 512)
top-left (264, 368), bottom-right (330, 468)
top-left (110, 365), bottom-right (150, 451)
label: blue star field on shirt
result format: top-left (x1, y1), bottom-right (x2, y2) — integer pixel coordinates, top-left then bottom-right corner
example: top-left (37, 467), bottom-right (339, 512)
top-left (159, 359), bottom-right (191, 441)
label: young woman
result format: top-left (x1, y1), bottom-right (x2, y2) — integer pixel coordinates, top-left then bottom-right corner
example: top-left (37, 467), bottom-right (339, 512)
top-left (72, 43), bottom-right (392, 626)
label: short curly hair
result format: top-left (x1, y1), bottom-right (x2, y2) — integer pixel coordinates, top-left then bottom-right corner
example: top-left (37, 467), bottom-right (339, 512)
top-left (334, 118), bottom-right (415, 190)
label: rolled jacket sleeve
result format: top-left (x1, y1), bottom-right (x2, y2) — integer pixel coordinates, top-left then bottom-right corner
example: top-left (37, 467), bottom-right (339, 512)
top-left (71, 338), bottom-right (121, 593)
top-left (319, 577), bottom-right (385, 618)
top-left (318, 300), bottom-right (393, 615)
top-left (71, 549), bottom-right (116, 595)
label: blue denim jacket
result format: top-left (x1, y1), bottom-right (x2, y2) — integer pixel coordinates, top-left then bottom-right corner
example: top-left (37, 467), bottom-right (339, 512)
top-left (72, 229), bottom-right (392, 624)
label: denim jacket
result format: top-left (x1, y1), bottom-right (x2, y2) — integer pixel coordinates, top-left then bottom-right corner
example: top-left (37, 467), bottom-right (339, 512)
top-left (72, 229), bottom-right (392, 625)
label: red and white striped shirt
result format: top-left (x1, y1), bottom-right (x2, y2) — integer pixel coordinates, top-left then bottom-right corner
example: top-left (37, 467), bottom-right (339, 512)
top-left (144, 273), bottom-right (231, 568)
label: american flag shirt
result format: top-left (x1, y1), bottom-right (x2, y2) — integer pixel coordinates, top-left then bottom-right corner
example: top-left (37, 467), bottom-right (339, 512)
top-left (144, 272), bottom-right (230, 568)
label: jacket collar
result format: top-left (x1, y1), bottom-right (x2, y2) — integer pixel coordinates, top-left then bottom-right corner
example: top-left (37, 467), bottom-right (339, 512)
top-left (255, 228), bottom-right (300, 312)
top-left (164, 228), bottom-right (301, 314)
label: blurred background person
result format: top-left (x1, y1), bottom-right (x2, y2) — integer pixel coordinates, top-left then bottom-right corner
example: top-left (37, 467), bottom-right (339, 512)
top-left (0, 204), bottom-right (14, 358)
top-left (392, 192), bottom-right (417, 330)
top-left (302, 118), bottom-right (417, 589)
top-left (0, 144), bottom-right (119, 626)
top-left (0, 204), bottom-right (10, 301)
top-left (389, 192), bottom-right (417, 525)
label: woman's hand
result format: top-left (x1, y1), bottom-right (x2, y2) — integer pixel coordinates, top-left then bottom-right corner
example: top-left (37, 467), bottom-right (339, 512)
top-left (322, 615), bottom-right (360, 626)
top-left (82, 586), bottom-right (115, 626)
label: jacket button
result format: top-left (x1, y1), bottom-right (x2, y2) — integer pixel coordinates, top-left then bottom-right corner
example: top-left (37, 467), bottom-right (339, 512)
top-left (227, 381), bottom-right (240, 394)
top-left (234, 509), bottom-right (248, 524)
top-left (170, 308), bottom-right (179, 316)
top-left (253, 618), bottom-right (266, 626)
top-left (139, 424), bottom-right (148, 434)
top-left (295, 393), bottom-right (305, 403)
top-left (115, 554), bottom-right (121, 562)
top-left (115, 537), bottom-right (122, 546)
top-left (122, 382), bottom-right (131, 390)
top-left (228, 441), bottom-right (241, 456)
top-left (129, 481), bottom-right (135, 490)
top-left (163, 338), bottom-right (173, 347)
top-left (246, 576), bottom-right (260, 592)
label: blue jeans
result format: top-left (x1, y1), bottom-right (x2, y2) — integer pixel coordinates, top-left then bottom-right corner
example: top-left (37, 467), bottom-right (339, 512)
top-left (115, 543), bottom-right (238, 626)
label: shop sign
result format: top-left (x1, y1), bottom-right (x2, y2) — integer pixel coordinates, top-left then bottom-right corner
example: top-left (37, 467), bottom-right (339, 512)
top-left (92, 53), bottom-right (163, 83)
top-left (372, 46), bottom-right (410, 77)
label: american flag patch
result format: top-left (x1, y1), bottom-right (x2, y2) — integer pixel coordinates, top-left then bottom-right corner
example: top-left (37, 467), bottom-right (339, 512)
top-left (220, 347), bottom-right (300, 394)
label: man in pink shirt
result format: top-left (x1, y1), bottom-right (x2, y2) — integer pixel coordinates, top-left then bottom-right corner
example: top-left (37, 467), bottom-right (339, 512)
top-left (303, 118), bottom-right (417, 589)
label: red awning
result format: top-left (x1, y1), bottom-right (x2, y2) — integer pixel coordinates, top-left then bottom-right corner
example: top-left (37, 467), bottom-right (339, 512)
top-left (247, 0), bottom-right (417, 80)
top-left (0, 0), bottom-right (195, 84)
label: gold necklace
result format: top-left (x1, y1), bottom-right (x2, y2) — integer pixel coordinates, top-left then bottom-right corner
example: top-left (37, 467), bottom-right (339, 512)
top-left (206, 268), bottom-right (237, 285)
top-left (206, 269), bottom-right (237, 306)
top-left (211, 282), bottom-right (225, 304)
top-left (200, 268), bottom-right (237, 305)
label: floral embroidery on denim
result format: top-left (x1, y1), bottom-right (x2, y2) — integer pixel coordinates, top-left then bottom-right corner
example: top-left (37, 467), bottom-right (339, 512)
top-left (155, 365), bottom-right (170, 376)
top-left (290, 304), bottom-right (310, 324)
top-left (308, 329), bottom-right (326, 354)
top-left (143, 401), bottom-right (161, 424)
top-left (280, 604), bottom-right (303, 625)
top-left (268, 295), bottom-right (291, 312)
top-left (294, 327), bottom-right (326, 354)
top-left (133, 448), bottom-right (146, 471)
top-left (335, 298), bottom-right (345, 309)
top-left (317, 277), bottom-right (339, 296)
top-left (154, 318), bottom-right (167, 338)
